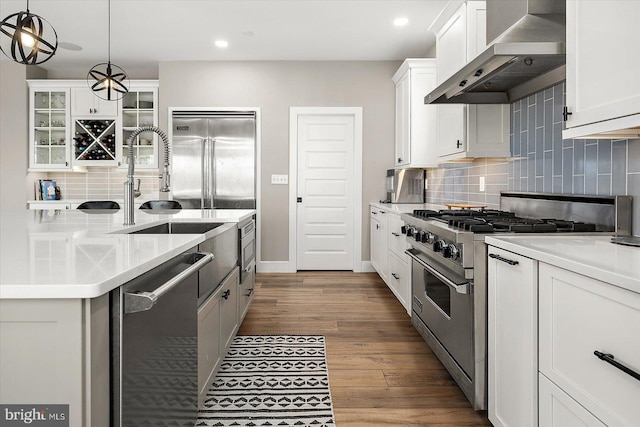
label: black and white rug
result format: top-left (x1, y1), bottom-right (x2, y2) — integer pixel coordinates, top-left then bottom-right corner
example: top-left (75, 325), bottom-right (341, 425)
top-left (197, 335), bottom-right (335, 427)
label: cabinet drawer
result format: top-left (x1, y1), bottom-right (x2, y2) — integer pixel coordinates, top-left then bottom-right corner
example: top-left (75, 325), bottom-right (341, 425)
top-left (388, 214), bottom-right (408, 257)
top-left (539, 263), bottom-right (640, 427)
top-left (388, 251), bottom-right (410, 314)
top-left (539, 374), bottom-right (606, 427)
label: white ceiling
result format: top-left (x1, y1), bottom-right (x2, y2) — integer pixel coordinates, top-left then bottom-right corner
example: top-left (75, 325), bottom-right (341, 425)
top-left (0, 0), bottom-right (449, 77)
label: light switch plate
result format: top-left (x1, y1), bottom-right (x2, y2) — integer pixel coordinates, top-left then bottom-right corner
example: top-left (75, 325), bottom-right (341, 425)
top-left (271, 174), bottom-right (288, 185)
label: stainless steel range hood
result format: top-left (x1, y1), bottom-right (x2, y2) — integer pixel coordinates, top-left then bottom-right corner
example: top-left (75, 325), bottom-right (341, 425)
top-left (425, 0), bottom-right (566, 105)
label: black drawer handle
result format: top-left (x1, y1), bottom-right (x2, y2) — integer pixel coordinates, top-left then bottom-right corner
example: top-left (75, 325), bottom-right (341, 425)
top-left (222, 289), bottom-right (231, 300)
top-left (489, 253), bottom-right (519, 265)
top-left (392, 232), bottom-right (400, 237)
top-left (391, 273), bottom-right (399, 280)
top-left (246, 288), bottom-right (253, 297)
top-left (594, 351), bottom-right (640, 381)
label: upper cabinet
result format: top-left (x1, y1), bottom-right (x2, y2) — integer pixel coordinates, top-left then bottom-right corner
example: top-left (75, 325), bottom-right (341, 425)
top-left (27, 80), bottom-right (159, 171)
top-left (392, 59), bottom-right (438, 168)
top-left (433, 1), bottom-right (510, 161)
top-left (70, 87), bottom-right (118, 117)
top-left (563, 0), bottom-right (640, 139)
top-left (119, 83), bottom-right (159, 170)
top-left (28, 85), bottom-right (71, 170)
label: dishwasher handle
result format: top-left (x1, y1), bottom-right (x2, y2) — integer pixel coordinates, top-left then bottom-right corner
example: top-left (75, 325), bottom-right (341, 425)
top-left (124, 252), bottom-right (214, 314)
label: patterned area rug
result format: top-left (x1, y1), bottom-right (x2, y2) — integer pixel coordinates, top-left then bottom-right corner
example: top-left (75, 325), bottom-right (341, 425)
top-left (197, 335), bottom-right (335, 427)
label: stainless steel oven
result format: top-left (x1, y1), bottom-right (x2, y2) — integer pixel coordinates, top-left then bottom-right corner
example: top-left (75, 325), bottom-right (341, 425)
top-left (407, 248), bottom-right (474, 378)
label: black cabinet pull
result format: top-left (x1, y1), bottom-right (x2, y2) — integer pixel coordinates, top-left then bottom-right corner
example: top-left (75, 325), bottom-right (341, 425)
top-left (562, 106), bottom-right (573, 121)
top-left (391, 232), bottom-right (400, 237)
top-left (222, 289), bottom-right (231, 300)
top-left (397, 157), bottom-right (403, 163)
top-left (456, 140), bottom-right (462, 148)
top-left (246, 288), bottom-right (253, 297)
top-left (489, 253), bottom-right (519, 266)
top-left (594, 351), bottom-right (640, 381)
top-left (391, 273), bottom-right (400, 280)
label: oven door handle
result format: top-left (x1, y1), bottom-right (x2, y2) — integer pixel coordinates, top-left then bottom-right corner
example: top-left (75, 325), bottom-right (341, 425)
top-left (405, 249), bottom-right (472, 295)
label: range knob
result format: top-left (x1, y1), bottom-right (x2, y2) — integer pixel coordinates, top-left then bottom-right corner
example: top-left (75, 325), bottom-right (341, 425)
top-left (406, 227), bottom-right (415, 237)
top-left (420, 232), bottom-right (429, 244)
top-left (415, 230), bottom-right (424, 242)
top-left (433, 239), bottom-right (446, 252)
top-left (443, 244), bottom-right (460, 260)
top-left (425, 232), bottom-right (436, 244)
top-left (401, 225), bottom-right (407, 234)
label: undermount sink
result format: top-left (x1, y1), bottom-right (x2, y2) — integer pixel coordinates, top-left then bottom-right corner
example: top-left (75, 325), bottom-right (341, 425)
top-left (128, 222), bottom-right (225, 235)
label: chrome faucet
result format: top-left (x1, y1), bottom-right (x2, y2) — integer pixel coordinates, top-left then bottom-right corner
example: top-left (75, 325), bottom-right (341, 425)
top-left (124, 126), bottom-right (171, 225)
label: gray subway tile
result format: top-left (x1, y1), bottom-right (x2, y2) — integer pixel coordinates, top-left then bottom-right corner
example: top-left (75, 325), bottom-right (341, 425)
top-left (553, 138), bottom-right (563, 176)
top-left (629, 174), bottom-right (640, 234)
top-left (574, 139), bottom-right (585, 175)
top-left (544, 99), bottom-right (553, 151)
top-left (536, 128), bottom-right (544, 177)
top-left (553, 84), bottom-right (564, 124)
top-left (598, 140), bottom-right (612, 174)
top-left (544, 87), bottom-right (553, 101)
top-left (528, 105), bottom-right (536, 151)
top-left (544, 151), bottom-right (553, 192)
top-left (553, 176), bottom-right (562, 193)
top-left (598, 175), bottom-right (611, 196)
top-left (536, 177), bottom-right (544, 192)
top-left (612, 140), bottom-right (627, 194)
top-left (536, 92), bottom-right (544, 127)
top-left (562, 147), bottom-right (573, 193)
top-left (573, 176), bottom-right (584, 194)
top-left (585, 146), bottom-right (597, 194)
top-left (521, 130), bottom-right (529, 156)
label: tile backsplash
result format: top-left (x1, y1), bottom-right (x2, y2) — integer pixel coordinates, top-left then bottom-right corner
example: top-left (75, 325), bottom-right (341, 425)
top-left (42, 168), bottom-right (160, 200)
top-left (426, 81), bottom-right (640, 232)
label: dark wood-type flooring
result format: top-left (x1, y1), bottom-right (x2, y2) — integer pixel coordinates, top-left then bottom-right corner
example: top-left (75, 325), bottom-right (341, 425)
top-left (237, 271), bottom-right (492, 426)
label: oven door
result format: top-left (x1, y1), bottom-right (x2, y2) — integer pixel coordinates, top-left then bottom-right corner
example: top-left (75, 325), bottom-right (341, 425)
top-left (407, 248), bottom-right (474, 379)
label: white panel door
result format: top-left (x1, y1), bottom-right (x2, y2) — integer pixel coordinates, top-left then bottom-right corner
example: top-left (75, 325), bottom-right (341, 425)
top-left (296, 114), bottom-right (355, 270)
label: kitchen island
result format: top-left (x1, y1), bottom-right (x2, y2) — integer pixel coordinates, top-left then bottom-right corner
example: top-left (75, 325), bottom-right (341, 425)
top-left (0, 208), bottom-right (255, 426)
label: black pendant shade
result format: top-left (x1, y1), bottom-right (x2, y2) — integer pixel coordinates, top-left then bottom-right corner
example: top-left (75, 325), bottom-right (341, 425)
top-left (88, 62), bottom-right (129, 101)
top-left (87, 0), bottom-right (128, 101)
top-left (0, 6), bottom-right (58, 65)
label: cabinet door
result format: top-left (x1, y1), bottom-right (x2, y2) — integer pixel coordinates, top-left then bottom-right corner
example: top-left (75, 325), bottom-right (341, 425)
top-left (120, 87), bottom-right (159, 169)
top-left (395, 72), bottom-right (410, 166)
top-left (198, 290), bottom-right (221, 406)
top-left (387, 213), bottom-right (407, 258)
top-left (539, 263), bottom-right (640, 427)
top-left (237, 265), bottom-right (254, 324)
top-left (29, 88), bottom-right (71, 170)
top-left (488, 246), bottom-right (538, 427)
top-left (565, 0), bottom-right (640, 131)
top-left (71, 87), bottom-right (118, 117)
top-left (370, 209), bottom-right (388, 283)
top-left (220, 268), bottom-right (239, 352)
top-left (539, 374), bottom-right (606, 427)
top-left (388, 251), bottom-right (410, 314)
top-left (408, 66), bottom-right (438, 167)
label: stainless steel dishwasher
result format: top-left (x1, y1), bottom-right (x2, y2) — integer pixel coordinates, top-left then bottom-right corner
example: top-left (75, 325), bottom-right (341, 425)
top-left (111, 249), bottom-right (213, 426)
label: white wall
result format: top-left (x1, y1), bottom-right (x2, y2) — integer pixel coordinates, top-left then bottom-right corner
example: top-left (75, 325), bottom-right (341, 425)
top-left (159, 61), bottom-right (399, 264)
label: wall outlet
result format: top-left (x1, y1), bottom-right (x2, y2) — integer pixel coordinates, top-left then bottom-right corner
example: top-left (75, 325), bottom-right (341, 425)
top-left (271, 174), bottom-right (288, 185)
top-left (479, 176), bottom-right (485, 192)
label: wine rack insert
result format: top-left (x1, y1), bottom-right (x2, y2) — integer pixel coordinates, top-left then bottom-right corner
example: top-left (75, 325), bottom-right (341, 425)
top-left (74, 119), bottom-right (117, 163)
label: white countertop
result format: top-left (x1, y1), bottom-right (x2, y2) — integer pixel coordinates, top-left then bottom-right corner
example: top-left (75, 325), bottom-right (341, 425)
top-left (0, 208), bottom-right (255, 299)
top-left (485, 235), bottom-right (640, 294)
top-left (370, 202), bottom-right (446, 214)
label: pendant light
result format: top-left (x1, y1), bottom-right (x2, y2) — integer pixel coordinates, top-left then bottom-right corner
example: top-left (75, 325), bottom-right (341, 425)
top-left (87, 0), bottom-right (129, 101)
top-left (0, 0), bottom-right (58, 64)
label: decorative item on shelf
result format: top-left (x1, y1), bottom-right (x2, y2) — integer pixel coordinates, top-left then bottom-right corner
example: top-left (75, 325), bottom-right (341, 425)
top-left (0, 0), bottom-right (58, 64)
top-left (87, 0), bottom-right (129, 101)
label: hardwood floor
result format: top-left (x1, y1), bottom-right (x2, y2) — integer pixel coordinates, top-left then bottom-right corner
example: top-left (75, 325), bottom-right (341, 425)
top-left (238, 271), bottom-right (491, 426)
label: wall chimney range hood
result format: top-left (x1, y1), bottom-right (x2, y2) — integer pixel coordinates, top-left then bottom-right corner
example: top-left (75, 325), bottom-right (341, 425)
top-left (425, 0), bottom-right (566, 105)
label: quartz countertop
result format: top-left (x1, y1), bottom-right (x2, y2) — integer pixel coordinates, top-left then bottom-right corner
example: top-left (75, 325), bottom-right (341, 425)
top-left (485, 235), bottom-right (640, 294)
top-left (0, 208), bottom-right (255, 299)
top-left (369, 202), bottom-right (446, 214)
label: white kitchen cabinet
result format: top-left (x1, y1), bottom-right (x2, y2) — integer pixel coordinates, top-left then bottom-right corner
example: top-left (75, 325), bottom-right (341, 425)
top-left (539, 374), bottom-right (606, 427)
top-left (71, 86), bottom-right (118, 117)
top-left (370, 207), bottom-right (388, 283)
top-left (563, 0), bottom-right (640, 139)
top-left (27, 80), bottom-right (159, 170)
top-left (198, 283), bottom-right (222, 407)
top-left (539, 263), bottom-right (640, 427)
top-left (433, 1), bottom-right (510, 161)
top-left (487, 246), bottom-right (538, 427)
top-left (387, 251), bottom-right (410, 313)
top-left (119, 82), bottom-right (159, 170)
top-left (392, 59), bottom-right (438, 168)
top-left (28, 84), bottom-right (71, 171)
top-left (237, 266), bottom-right (254, 323)
top-left (197, 266), bottom-right (241, 407)
top-left (0, 296), bottom-right (110, 427)
top-left (220, 267), bottom-right (239, 353)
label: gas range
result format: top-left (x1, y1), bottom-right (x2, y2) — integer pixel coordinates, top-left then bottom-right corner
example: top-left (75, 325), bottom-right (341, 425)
top-left (404, 192), bottom-right (632, 411)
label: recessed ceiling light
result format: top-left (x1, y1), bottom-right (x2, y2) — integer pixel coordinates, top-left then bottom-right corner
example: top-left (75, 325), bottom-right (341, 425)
top-left (394, 17), bottom-right (409, 27)
top-left (215, 40), bottom-right (228, 48)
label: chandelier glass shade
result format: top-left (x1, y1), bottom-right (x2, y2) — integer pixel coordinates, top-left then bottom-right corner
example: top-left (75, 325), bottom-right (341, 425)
top-left (87, 0), bottom-right (128, 101)
top-left (0, 5), bottom-right (58, 65)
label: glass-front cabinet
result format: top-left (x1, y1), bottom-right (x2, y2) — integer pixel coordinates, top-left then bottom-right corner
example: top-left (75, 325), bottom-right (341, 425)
top-left (29, 87), bottom-right (71, 170)
top-left (119, 83), bottom-right (159, 170)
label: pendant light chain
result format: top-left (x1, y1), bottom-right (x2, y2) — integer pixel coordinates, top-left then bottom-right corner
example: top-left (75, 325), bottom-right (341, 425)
top-left (108, 0), bottom-right (111, 62)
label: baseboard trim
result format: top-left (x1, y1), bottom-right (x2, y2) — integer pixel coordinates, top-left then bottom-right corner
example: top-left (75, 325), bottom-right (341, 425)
top-left (256, 261), bottom-right (294, 273)
top-left (359, 261), bottom-right (375, 272)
